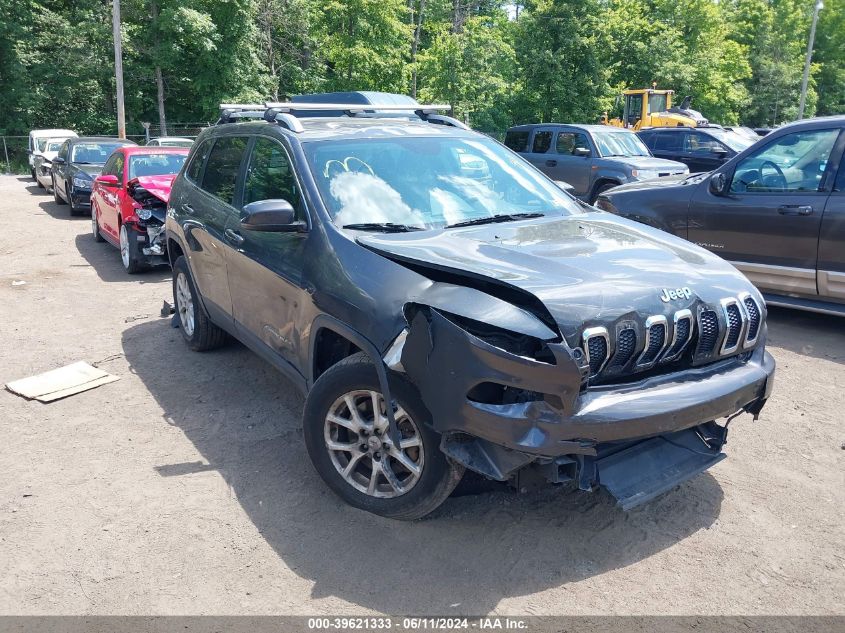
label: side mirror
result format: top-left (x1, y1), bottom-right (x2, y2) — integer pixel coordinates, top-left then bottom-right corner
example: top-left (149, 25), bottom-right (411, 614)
top-left (53, 156), bottom-right (65, 165)
top-left (709, 172), bottom-right (727, 195)
top-left (710, 146), bottom-right (728, 155)
top-left (95, 174), bottom-right (119, 187)
top-left (240, 199), bottom-right (305, 232)
top-left (574, 147), bottom-right (591, 157)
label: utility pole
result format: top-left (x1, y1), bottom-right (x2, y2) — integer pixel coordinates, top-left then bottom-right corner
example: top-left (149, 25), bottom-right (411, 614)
top-left (798, 0), bottom-right (823, 120)
top-left (112, 0), bottom-right (127, 139)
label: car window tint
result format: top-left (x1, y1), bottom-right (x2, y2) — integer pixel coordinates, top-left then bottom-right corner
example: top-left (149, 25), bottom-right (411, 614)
top-left (102, 154), bottom-right (118, 177)
top-left (201, 137), bottom-right (248, 205)
top-left (730, 128), bottom-right (840, 194)
top-left (532, 131), bottom-right (552, 153)
top-left (186, 140), bottom-right (211, 183)
top-left (243, 137), bottom-right (303, 218)
top-left (654, 132), bottom-right (683, 151)
top-left (59, 141), bottom-right (69, 160)
top-left (556, 132), bottom-right (589, 155)
top-left (685, 132), bottom-right (722, 153)
top-left (114, 153), bottom-right (125, 181)
top-left (503, 131), bottom-right (529, 153)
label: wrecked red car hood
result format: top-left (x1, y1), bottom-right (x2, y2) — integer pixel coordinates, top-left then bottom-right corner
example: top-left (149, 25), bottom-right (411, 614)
top-left (128, 174), bottom-right (176, 203)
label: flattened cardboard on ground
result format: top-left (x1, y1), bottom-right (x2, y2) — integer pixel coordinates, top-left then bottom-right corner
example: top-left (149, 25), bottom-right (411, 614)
top-left (5, 361), bottom-right (119, 402)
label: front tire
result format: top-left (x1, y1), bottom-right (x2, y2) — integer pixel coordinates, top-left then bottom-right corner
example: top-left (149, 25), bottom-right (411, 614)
top-left (119, 224), bottom-right (146, 274)
top-left (53, 177), bottom-right (66, 205)
top-left (172, 256), bottom-right (227, 351)
top-left (303, 353), bottom-right (464, 520)
top-left (590, 181), bottom-right (618, 204)
top-left (91, 206), bottom-right (105, 242)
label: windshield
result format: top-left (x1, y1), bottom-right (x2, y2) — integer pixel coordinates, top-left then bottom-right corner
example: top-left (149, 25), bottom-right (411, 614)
top-left (304, 136), bottom-right (582, 230)
top-left (592, 130), bottom-right (650, 157)
top-left (71, 142), bottom-right (125, 164)
top-left (128, 153), bottom-right (187, 179)
top-left (706, 128), bottom-right (755, 152)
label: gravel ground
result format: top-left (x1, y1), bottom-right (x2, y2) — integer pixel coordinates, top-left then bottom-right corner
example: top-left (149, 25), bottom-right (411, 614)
top-left (0, 174), bottom-right (843, 616)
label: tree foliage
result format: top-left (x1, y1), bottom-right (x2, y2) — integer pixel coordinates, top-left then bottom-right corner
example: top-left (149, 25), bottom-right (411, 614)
top-left (1, 0), bottom-right (842, 136)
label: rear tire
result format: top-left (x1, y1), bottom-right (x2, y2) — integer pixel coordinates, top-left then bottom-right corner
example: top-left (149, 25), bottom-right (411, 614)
top-left (303, 353), bottom-right (464, 520)
top-left (172, 256), bottom-right (227, 351)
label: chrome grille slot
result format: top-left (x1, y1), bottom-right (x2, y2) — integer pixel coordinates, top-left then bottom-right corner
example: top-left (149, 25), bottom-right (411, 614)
top-left (636, 315), bottom-right (668, 368)
top-left (661, 309), bottom-right (694, 363)
top-left (610, 327), bottom-right (637, 367)
top-left (741, 292), bottom-right (761, 348)
top-left (582, 326), bottom-right (610, 375)
top-left (720, 297), bottom-right (746, 355)
top-left (696, 309), bottom-right (719, 355)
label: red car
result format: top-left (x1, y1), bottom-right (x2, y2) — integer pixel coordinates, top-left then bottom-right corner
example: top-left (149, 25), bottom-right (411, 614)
top-left (90, 146), bottom-right (189, 273)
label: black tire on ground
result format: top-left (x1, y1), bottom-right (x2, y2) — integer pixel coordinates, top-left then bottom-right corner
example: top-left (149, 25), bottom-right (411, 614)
top-left (30, 168), bottom-right (36, 180)
top-left (590, 181), bottom-right (618, 204)
top-left (53, 177), bottom-right (66, 205)
top-left (91, 206), bottom-right (105, 242)
top-left (303, 352), bottom-right (465, 520)
top-left (120, 224), bottom-right (147, 274)
top-left (172, 256), bottom-right (227, 352)
top-left (67, 184), bottom-right (79, 216)
top-left (36, 177), bottom-right (44, 189)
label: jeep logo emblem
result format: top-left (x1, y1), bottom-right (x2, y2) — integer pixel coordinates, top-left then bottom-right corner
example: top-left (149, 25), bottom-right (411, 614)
top-left (660, 287), bottom-right (692, 302)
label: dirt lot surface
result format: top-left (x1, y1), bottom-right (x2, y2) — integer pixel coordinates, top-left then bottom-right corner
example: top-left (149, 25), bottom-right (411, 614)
top-left (0, 174), bottom-right (843, 616)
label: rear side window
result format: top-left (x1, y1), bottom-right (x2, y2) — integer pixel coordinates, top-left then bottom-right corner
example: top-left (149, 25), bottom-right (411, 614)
top-left (504, 131), bottom-right (529, 152)
top-left (532, 131), bottom-right (553, 153)
top-left (556, 132), bottom-right (590, 155)
top-left (243, 137), bottom-right (303, 218)
top-left (201, 137), bottom-right (248, 205)
top-left (685, 132), bottom-right (723, 153)
top-left (654, 133), bottom-right (684, 151)
top-left (186, 140), bottom-right (211, 182)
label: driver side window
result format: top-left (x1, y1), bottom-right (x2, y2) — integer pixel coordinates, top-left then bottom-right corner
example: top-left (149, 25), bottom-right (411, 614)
top-left (730, 128), bottom-right (840, 193)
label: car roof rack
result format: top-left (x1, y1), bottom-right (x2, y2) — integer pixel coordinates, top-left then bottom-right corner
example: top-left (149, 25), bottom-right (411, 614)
top-left (217, 102), bottom-right (469, 133)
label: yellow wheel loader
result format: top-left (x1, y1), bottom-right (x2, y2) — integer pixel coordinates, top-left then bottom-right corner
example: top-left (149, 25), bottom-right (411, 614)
top-left (601, 88), bottom-right (708, 130)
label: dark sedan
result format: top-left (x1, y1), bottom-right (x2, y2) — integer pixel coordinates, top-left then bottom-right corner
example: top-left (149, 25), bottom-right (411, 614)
top-left (597, 116), bottom-right (845, 316)
top-left (52, 137), bottom-right (137, 215)
top-left (637, 126), bottom-right (755, 173)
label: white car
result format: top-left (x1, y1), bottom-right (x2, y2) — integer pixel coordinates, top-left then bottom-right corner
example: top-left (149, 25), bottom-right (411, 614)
top-left (146, 136), bottom-right (194, 147)
top-left (28, 129), bottom-right (76, 179)
top-left (33, 138), bottom-right (68, 190)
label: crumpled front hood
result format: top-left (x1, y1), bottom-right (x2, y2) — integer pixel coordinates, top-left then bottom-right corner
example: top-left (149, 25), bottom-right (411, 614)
top-left (358, 214), bottom-right (757, 341)
top-left (129, 174), bottom-right (176, 203)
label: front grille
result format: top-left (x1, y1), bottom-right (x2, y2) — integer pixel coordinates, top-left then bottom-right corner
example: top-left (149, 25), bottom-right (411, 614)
top-left (637, 317), bottom-right (667, 366)
top-left (582, 327), bottom-right (610, 375)
top-left (611, 328), bottom-right (637, 367)
top-left (696, 309), bottom-right (719, 355)
top-left (587, 337), bottom-right (607, 373)
top-left (662, 310), bottom-right (693, 362)
top-left (743, 294), bottom-right (761, 345)
top-left (579, 295), bottom-right (761, 384)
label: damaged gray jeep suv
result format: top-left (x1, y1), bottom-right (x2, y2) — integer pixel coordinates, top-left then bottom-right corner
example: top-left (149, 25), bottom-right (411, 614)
top-left (166, 100), bottom-right (775, 519)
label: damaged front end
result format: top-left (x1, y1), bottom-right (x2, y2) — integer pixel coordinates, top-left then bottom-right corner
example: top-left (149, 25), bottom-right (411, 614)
top-left (127, 177), bottom-right (169, 264)
top-left (386, 301), bottom-right (775, 510)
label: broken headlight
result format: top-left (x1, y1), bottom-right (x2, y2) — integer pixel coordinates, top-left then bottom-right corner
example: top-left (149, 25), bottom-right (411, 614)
top-left (137, 208), bottom-right (153, 221)
top-left (440, 311), bottom-right (556, 364)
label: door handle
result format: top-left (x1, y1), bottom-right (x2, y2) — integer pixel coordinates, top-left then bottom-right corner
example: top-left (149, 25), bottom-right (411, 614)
top-left (224, 228), bottom-right (244, 246)
top-left (183, 204), bottom-right (195, 215)
top-left (545, 159), bottom-right (557, 167)
top-left (778, 205), bottom-right (814, 216)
